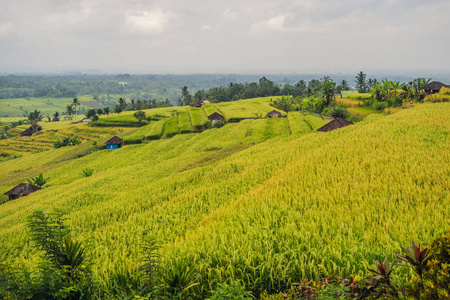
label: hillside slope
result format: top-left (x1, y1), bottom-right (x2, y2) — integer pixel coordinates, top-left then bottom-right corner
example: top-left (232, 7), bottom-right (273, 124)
top-left (0, 103), bottom-right (449, 294)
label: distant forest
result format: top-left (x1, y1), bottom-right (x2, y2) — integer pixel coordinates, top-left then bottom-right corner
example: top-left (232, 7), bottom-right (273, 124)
top-left (1, 73), bottom-right (448, 105)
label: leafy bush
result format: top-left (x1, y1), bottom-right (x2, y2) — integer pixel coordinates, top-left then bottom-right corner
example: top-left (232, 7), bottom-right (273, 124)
top-left (330, 106), bottom-right (349, 119)
top-left (372, 101), bottom-right (388, 111)
top-left (54, 136), bottom-right (81, 148)
top-left (207, 281), bottom-right (254, 300)
top-left (0, 211), bottom-right (96, 299)
top-left (161, 259), bottom-right (199, 299)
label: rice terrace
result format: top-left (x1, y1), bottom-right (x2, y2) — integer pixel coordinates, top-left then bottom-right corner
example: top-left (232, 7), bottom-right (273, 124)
top-left (0, 72), bottom-right (449, 299)
top-left (1, 0), bottom-right (450, 298)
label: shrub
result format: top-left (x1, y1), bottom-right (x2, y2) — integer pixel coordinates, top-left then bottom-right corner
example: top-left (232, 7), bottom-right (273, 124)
top-left (330, 106), bottom-right (349, 119)
top-left (207, 281), bottom-right (254, 300)
top-left (54, 136), bottom-right (81, 148)
top-left (372, 101), bottom-right (388, 111)
top-left (0, 211), bottom-right (96, 299)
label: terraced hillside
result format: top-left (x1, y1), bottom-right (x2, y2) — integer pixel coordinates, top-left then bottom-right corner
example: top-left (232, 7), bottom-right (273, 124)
top-left (0, 102), bottom-right (448, 297)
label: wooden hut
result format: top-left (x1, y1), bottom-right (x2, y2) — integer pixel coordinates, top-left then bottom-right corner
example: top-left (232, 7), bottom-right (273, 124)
top-left (317, 117), bottom-right (353, 132)
top-left (201, 100), bottom-right (211, 104)
top-left (208, 112), bottom-right (225, 125)
top-left (266, 110), bottom-right (283, 118)
top-left (3, 183), bottom-right (42, 201)
top-left (20, 129), bottom-right (35, 137)
top-left (423, 81), bottom-right (449, 94)
top-left (105, 136), bottom-right (123, 149)
top-left (190, 102), bottom-right (202, 108)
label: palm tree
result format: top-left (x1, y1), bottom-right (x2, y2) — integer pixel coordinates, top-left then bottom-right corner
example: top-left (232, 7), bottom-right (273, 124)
top-left (340, 80), bottom-right (349, 90)
top-left (28, 109), bottom-right (43, 123)
top-left (72, 98), bottom-right (79, 120)
top-left (322, 80), bottom-right (336, 106)
top-left (66, 104), bottom-right (75, 120)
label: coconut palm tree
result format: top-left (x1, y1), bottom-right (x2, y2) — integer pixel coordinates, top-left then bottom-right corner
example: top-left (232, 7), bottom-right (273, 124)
top-left (66, 104), bottom-right (75, 120)
top-left (72, 98), bottom-right (79, 120)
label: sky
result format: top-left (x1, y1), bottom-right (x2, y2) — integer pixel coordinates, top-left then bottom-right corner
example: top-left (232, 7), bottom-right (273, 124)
top-left (0, 0), bottom-right (449, 74)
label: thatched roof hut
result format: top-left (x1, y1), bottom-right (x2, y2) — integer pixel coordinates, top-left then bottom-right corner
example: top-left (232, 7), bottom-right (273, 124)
top-left (201, 100), bottom-right (211, 104)
top-left (266, 110), bottom-right (283, 118)
top-left (208, 112), bottom-right (225, 125)
top-left (190, 102), bottom-right (202, 107)
top-left (317, 117), bottom-right (353, 132)
top-left (4, 183), bottom-right (42, 201)
top-left (20, 129), bottom-right (35, 137)
top-left (208, 112), bottom-right (225, 122)
top-left (423, 81), bottom-right (449, 94)
top-left (105, 136), bottom-right (123, 149)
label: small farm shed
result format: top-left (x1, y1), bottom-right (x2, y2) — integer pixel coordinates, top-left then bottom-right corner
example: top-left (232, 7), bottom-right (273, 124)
top-left (208, 112), bottom-right (225, 125)
top-left (4, 183), bottom-right (42, 201)
top-left (20, 129), bottom-right (35, 137)
top-left (190, 102), bottom-right (202, 107)
top-left (423, 81), bottom-right (449, 94)
top-left (82, 119), bottom-right (91, 123)
top-left (201, 100), bottom-right (211, 104)
top-left (105, 136), bottom-right (123, 149)
top-left (266, 110), bottom-right (283, 118)
top-left (317, 117), bottom-right (353, 132)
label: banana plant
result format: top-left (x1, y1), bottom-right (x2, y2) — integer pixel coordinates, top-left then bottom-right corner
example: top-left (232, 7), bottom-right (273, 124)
top-left (27, 173), bottom-right (50, 187)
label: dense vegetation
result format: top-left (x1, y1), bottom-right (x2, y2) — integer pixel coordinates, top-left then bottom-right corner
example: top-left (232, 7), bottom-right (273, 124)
top-left (0, 98), bottom-right (448, 298)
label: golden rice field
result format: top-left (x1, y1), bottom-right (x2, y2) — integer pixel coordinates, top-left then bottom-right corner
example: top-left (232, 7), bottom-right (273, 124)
top-left (0, 101), bottom-right (449, 295)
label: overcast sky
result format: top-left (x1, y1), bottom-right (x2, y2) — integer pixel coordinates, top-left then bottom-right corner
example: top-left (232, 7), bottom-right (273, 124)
top-left (0, 0), bottom-right (449, 74)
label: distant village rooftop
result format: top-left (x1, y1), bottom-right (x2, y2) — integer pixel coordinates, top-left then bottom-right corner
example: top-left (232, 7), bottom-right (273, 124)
top-left (266, 110), bottom-right (283, 118)
top-left (423, 81), bottom-right (449, 93)
top-left (4, 183), bottom-right (42, 201)
top-left (317, 117), bottom-right (353, 132)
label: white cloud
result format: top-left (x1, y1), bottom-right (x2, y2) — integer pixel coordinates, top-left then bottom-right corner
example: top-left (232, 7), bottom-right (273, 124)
top-left (124, 8), bottom-right (175, 35)
top-left (250, 14), bottom-right (286, 35)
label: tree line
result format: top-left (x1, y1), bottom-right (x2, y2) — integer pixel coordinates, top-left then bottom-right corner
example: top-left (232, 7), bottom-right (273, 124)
top-left (177, 77), bottom-right (350, 105)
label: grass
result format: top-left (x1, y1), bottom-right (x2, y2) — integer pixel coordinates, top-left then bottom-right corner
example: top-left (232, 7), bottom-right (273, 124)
top-left (145, 119), bottom-right (166, 140)
top-left (0, 97), bottom-right (448, 297)
top-left (287, 112), bottom-right (314, 135)
top-left (347, 93), bottom-right (372, 100)
top-left (189, 107), bottom-right (209, 131)
top-left (348, 107), bottom-right (378, 118)
top-left (335, 98), bottom-right (364, 107)
top-left (340, 90), bottom-right (359, 98)
top-left (162, 116), bottom-right (179, 138)
top-left (178, 108), bottom-right (193, 134)
top-left (0, 96), bottom-right (103, 118)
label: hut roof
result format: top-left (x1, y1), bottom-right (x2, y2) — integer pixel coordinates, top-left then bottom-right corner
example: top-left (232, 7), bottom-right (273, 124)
top-left (21, 129), bottom-right (35, 136)
top-left (423, 81), bottom-right (449, 91)
top-left (202, 100), bottom-right (211, 104)
top-left (208, 112), bottom-right (225, 121)
top-left (4, 183), bottom-right (42, 197)
top-left (190, 102), bottom-right (202, 107)
top-left (317, 117), bottom-right (353, 132)
top-left (105, 136), bottom-right (123, 145)
top-left (266, 110), bottom-right (283, 117)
